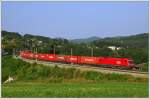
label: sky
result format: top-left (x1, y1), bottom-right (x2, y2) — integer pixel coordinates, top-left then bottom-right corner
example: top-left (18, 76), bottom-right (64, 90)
top-left (2, 1), bottom-right (149, 39)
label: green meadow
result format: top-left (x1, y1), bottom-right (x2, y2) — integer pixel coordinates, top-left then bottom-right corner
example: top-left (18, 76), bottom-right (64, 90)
top-left (2, 56), bottom-right (149, 97)
top-left (2, 82), bottom-right (148, 98)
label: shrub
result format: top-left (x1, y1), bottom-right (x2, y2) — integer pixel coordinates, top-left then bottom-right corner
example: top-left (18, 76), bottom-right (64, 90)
top-left (141, 63), bottom-right (149, 72)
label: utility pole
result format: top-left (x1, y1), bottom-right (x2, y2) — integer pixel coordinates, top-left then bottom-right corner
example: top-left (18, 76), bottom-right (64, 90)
top-left (91, 48), bottom-right (93, 57)
top-left (71, 48), bottom-right (73, 64)
top-left (19, 48), bottom-right (21, 57)
top-left (53, 46), bottom-right (55, 54)
top-left (36, 47), bottom-right (37, 63)
top-left (13, 48), bottom-right (15, 57)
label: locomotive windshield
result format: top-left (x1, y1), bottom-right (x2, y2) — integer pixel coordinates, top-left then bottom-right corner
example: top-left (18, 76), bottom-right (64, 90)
top-left (128, 60), bottom-right (133, 64)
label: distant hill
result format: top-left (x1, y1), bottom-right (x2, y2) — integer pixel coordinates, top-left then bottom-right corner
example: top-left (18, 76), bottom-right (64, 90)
top-left (92, 33), bottom-right (149, 48)
top-left (71, 33), bottom-right (148, 48)
top-left (71, 36), bottom-right (100, 43)
top-left (1, 30), bottom-right (69, 54)
top-left (2, 30), bottom-right (148, 48)
top-left (2, 30), bottom-right (22, 40)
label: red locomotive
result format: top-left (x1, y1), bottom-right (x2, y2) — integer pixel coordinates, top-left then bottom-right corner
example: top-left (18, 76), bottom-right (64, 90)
top-left (20, 51), bottom-right (135, 69)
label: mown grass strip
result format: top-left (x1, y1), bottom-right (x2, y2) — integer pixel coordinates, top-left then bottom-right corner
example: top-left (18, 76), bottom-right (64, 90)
top-left (2, 82), bottom-right (148, 98)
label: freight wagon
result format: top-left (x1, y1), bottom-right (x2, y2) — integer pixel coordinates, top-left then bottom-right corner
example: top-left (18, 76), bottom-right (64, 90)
top-left (20, 51), bottom-right (135, 69)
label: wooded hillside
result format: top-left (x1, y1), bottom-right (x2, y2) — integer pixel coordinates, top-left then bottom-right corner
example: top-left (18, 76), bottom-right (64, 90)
top-left (2, 30), bottom-right (149, 64)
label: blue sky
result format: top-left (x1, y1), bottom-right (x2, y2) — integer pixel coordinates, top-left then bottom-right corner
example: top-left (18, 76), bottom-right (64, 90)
top-left (2, 1), bottom-right (149, 39)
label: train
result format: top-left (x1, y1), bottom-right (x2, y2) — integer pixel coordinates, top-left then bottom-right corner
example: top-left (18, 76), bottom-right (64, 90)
top-left (20, 50), bottom-right (135, 69)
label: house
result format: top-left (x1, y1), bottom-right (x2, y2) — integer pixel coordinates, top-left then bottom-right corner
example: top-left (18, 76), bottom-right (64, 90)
top-left (108, 46), bottom-right (122, 50)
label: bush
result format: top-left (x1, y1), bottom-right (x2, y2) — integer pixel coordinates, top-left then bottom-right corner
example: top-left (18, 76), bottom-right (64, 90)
top-left (2, 56), bottom-right (30, 82)
top-left (83, 71), bottom-right (102, 81)
top-left (141, 63), bottom-right (149, 72)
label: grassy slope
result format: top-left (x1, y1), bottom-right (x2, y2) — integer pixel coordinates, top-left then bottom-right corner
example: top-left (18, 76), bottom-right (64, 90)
top-left (2, 82), bottom-right (148, 98)
top-left (2, 56), bottom-right (149, 98)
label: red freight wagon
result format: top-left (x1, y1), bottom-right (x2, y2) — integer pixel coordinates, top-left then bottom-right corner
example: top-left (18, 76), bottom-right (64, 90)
top-left (20, 51), bottom-right (32, 59)
top-left (21, 53), bottom-right (26, 58)
top-left (20, 52), bottom-right (24, 57)
top-left (65, 55), bottom-right (80, 63)
top-left (55, 55), bottom-right (67, 62)
top-left (28, 53), bottom-right (35, 59)
top-left (22, 53), bottom-right (28, 58)
top-left (19, 50), bottom-right (135, 69)
top-left (29, 53), bottom-right (39, 60)
top-left (38, 54), bottom-right (47, 60)
top-left (44, 54), bottom-right (56, 61)
top-left (24, 53), bottom-right (31, 59)
top-left (39, 54), bottom-right (49, 61)
top-left (32, 53), bottom-right (39, 59)
top-left (80, 56), bottom-right (99, 64)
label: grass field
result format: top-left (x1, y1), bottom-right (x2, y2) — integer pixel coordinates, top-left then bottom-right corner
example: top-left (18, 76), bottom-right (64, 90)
top-left (2, 81), bottom-right (148, 98)
top-left (2, 57), bottom-right (149, 98)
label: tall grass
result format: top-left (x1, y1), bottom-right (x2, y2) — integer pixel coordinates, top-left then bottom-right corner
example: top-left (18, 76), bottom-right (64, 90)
top-left (2, 56), bottom-right (148, 83)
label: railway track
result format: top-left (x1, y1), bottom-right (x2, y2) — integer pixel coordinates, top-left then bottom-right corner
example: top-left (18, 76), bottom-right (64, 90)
top-left (17, 56), bottom-right (148, 78)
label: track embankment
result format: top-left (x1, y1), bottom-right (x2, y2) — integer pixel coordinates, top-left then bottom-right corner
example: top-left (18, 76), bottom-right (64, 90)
top-left (19, 57), bottom-right (148, 78)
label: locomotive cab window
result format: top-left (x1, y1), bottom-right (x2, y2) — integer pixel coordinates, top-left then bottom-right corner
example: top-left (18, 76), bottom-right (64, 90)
top-left (128, 60), bottom-right (133, 64)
